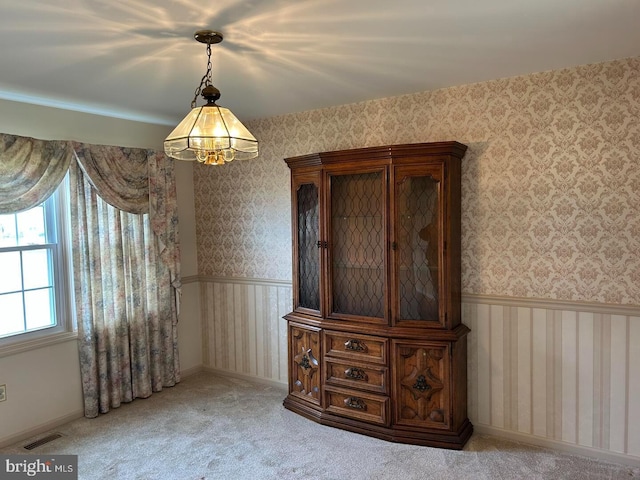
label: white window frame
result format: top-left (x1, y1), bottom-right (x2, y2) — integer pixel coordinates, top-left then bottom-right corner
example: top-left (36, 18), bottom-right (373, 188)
top-left (0, 175), bottom-right (76, 357)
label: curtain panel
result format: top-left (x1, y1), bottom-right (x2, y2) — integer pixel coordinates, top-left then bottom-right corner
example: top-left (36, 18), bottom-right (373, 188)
top-left (148, 152), bottom-right (181, 293)
top-left (0, 132), bottom-right (181, 418)
top-left (71, 143), bottom-right (181, 418)
top-left (70, 160), bottom-right (180, 417)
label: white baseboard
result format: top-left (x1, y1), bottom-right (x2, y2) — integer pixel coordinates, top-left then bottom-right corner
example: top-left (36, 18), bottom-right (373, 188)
top-left (473, 425), bottom-right (640, 468)
top-left (0, 409), bottom-right (84, 450)
top-left (202, 366), bottom-right (288, 390)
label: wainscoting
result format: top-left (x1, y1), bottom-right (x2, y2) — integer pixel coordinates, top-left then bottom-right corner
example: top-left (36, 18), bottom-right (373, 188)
top-left (199, 277), bottom-right (639, 465)
top-left (464, 296), bottom-right (639, 465)
top-left (200, 277), bottom-right (291, 384)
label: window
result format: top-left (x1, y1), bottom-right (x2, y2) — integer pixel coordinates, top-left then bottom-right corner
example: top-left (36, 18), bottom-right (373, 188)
top-left (0, 177), bottom-right (74, 355)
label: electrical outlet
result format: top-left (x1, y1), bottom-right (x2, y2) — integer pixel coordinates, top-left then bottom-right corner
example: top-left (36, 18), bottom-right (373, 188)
top-left (0, 384), bottom-right (6, 402)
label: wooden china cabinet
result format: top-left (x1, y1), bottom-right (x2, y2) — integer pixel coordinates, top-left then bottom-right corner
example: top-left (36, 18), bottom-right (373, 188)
top-left (283, 142), bottom-right (472, 449)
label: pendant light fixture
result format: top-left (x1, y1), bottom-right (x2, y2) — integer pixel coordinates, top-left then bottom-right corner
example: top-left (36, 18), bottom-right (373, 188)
top-left (164, 30), bottom-right (258, 165)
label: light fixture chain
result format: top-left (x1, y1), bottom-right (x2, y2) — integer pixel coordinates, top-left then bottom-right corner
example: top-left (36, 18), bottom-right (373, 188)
top-left (205, 43), bottom-right (212, 86)
top-left (191, 42), bottom-right (214, 108)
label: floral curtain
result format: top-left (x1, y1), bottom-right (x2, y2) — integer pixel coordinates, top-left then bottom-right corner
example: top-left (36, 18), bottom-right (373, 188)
top-left (73, 143), bottom-right (149, 214)
top-left (72, 144), bottom-right (181, 290)
top-left (71, 144), bottom-right (181, 418)
top-left (1, 132), bottom-right (181, 418)
top-left (147, 152), bottom-right (181, 294)
top-left (0, 134), bottom-right (73, 213)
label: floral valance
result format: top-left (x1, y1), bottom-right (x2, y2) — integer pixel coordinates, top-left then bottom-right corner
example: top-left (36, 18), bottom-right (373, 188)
top-left (73, 143), bottom-right (149, 214)
top-left (0, 132), bottom-right (180, 290)
top-left (0, 134), bottom-right (74, 214)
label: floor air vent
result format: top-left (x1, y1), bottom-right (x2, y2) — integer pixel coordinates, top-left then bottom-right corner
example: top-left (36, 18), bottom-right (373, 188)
top-left (24, 433), bottom-right (63, 450)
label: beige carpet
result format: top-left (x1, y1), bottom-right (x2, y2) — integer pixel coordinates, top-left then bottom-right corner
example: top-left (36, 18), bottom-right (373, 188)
top-left (2, 372), bottom-right (638, 479)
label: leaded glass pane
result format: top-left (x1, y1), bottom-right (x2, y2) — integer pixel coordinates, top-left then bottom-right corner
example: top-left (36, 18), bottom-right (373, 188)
top-left (331, 172), bottom-right (384, 318)
top-left (397, 175), bottom-right (439, 320)
top-left (297, 183), bottom-right (320, 310)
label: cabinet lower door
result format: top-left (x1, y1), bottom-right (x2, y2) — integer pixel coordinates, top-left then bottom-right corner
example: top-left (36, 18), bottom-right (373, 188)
top-left (393, 341), bottom-right (450, 430)
top-left (289, 323), bottom-right (322, 406)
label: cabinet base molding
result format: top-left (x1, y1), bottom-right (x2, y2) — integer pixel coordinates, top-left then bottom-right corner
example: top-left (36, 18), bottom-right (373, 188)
top-left (283, 395), bottom-right (473, 450)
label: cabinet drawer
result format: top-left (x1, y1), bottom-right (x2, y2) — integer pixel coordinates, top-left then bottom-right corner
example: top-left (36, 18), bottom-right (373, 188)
top-left (324, 331), bottom-right (387, 365)
top-left (325, 359), bottom-right (388, 394)
top-left (324, 386), bottom-right (389, 426)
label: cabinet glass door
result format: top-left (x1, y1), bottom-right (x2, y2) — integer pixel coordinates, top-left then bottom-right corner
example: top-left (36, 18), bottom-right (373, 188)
top-left (294, 176), bottom-right (321, 313)
top-left (394, 168), bottom-right (441, 323)
top-left (329, 170), bottom-right (385, 321)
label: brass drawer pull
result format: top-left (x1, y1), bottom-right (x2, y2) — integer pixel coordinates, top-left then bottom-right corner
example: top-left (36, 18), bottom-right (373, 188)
top-left (300, 354), bottom-right (311, 370)
top-left (413, 374), bottom-right (432, 392)
top-left (344, 397), bottom-right (366, 410)
top-left (345, 367), bottom-right (368, 381)
top-left (344, 339), bottom-right (367, 352)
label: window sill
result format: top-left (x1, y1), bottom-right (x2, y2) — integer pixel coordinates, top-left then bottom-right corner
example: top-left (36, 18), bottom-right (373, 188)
top-left (0, 331), bottom-right (78, 358)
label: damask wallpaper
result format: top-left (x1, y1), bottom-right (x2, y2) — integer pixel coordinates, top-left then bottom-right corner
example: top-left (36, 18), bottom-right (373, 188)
top-left (194, 56), bottom-right (640, 306)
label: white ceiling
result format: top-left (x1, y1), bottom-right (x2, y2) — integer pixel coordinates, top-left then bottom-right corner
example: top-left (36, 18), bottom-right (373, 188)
top-left (0, 0), bottom-right (638, 126)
